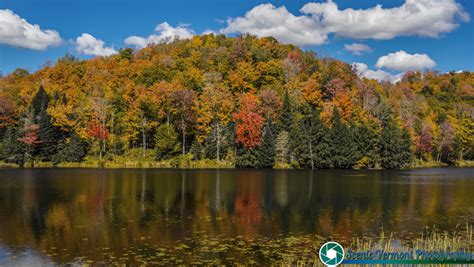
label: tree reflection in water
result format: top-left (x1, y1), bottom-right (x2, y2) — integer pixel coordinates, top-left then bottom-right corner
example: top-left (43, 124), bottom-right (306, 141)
top-left (0, 168), bottom-right (472, 264)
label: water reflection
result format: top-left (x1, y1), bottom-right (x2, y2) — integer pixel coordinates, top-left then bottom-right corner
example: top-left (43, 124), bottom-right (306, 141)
top-left (0, 168), bottom-right (473, 264)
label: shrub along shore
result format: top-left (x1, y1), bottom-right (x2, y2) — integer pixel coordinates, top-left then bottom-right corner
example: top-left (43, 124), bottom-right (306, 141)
top-left (0, 155), bottom-right (472, 169)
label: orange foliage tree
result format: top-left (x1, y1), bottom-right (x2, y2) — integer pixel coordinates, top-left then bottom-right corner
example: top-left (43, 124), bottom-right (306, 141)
top-left (233, 93), bottom-right (264, 148)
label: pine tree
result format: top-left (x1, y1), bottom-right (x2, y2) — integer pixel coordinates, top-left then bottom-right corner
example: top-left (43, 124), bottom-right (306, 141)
top-left (37, 110), bottom-right (60, 161)
top-left (330, 107), bottom-right (356, 169)
top-left (1, 126), bottom-right (25, 166)
top-left (400, 128), bottom-right (413, 167)
top-left (310, 108), bottom-right (332, 168)
top-left (278, 90), bottom-right (293, 133)
top-left (259, 119), bottom-right (276, 168)
top-left (30, 86), bottom-right (61, 161)
top-left (290, 106), bottom-right (331, 169)
top-left (31, 85), bottom-right (49, 116)
top-left (235, 145), bottom-right (261, 168)
top-left (53, 132), bottom-right (89, 163)
top-left (352, 123), bottom-right (379, 168)
top-left (290, 110), bottom-right (312, 168)
top-left (379, 118), bottom-right (410, 169)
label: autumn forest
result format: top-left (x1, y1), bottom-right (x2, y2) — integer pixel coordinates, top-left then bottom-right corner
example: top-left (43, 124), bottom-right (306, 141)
top-left (0, 34), bottom-right (473, 169)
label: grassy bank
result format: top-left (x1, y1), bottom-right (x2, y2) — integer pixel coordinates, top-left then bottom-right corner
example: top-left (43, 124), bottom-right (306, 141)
top-left (0, 157), bottom-right (473, 169)
top-left (411, 159), bottom-right (474, 168)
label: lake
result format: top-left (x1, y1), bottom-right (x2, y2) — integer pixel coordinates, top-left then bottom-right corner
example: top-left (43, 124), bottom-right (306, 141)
top-left (0, 168), bottom-right (473, 265)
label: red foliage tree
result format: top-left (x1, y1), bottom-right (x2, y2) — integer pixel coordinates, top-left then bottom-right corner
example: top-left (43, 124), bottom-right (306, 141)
top-left (19, 124), bottom-right (42, 146)
top-left (87, 121), bottom-right (109, 141)
top-left (415, 125), bottom-right (432, 158)
top-left (233, 93), bottom-right (264, 148)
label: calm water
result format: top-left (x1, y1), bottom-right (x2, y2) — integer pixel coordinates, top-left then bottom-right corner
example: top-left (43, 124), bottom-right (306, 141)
top-left (0, 168), bottom-right (473, 265)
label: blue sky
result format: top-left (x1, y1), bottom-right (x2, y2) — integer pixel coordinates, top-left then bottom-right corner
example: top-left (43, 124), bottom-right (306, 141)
top-left (1, 0), bottom-right (473, 81)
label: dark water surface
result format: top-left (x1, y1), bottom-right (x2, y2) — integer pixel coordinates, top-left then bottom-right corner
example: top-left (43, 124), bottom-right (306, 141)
top-left (0, 168), bottom-right (473, 264)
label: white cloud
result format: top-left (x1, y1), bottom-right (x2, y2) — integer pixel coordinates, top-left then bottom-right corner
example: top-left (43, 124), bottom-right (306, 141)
top-left (301, 0), bottom-right (469, 40)
top-left (344, 43), bottom-right (372, 55)
top-left (221, 0), bottom-right (469, 46)
top-left (125, 22), bottom-right (194, 49)
top-left (0, 9), bottom-right (62, 50)
top-left (75, 33), bottom-right (118, 56)
top-left (376, 50), bottom-right (436, 71)
top-left (352, 62), bottom-right (403, 83)
top-left (221, 3), bottom-right (327, 46)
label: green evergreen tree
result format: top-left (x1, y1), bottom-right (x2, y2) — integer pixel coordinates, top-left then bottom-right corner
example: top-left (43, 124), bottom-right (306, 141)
top-left (278, 90), bottom-right (293, 132)
top-left (155, 124), bottom-right (181, 160)
top-left (204, 120), bottom-right (234, 161)
top-left (31, 85), bottom-right (49, 116)
top-left (259, 119), bottom-right (276, 168)
top-left (37, 110), bottom-right (60, 161)
top-left (352, 123), bottom-right (379, 168)
top-left (310, 108), bottom-right (332, 168)
top-left (379, 118), bottom-right (412, 169)
top-left (400, 127), bottom-right (413, 167)
top-left (1, 126), bottom-right (25, 166)
top-left (30, 86), bottom-right (61, 161)
top-left (330, 107), bottom-right (357, 168)
top-left (290, 106), bottom-right (331, 169)
top-left (235, 145), bottom-right (261, 168)
top-left (290, 110), bottom-right (312, 168)
top-left (53, 132), bottom-right (89, 163)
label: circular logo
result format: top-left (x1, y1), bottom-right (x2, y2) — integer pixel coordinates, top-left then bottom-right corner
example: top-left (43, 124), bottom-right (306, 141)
top-left (319, 241), bottom-right (344, 266)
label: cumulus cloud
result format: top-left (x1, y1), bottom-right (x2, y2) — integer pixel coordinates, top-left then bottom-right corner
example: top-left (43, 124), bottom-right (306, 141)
top-left (375, 50), bottom-right (436, 71)
top-left (301, 0), bottom-right (469, 39)
top-left (221, 0), bottom-right (469, 46)
top-left (344, 43), bottom-right (372, 55)
top-left (221, 4), bottom-right (327, 46)
top-left (75, 33), bottom-right (118, 56)
top-left (352, 62), bottom-right (403, 83)
top-left (0, 9), bottom-right (62, 50)
top-left (125, 22), bottom-right (194, 49)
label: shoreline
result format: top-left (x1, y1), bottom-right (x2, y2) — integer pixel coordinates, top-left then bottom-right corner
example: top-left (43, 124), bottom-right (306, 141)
top-left (1, 160), bottom-right (473, 170)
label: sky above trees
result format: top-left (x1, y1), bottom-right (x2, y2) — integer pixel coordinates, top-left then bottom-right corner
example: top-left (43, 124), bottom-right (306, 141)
top-left (0, 0), bottom-right (473, 78)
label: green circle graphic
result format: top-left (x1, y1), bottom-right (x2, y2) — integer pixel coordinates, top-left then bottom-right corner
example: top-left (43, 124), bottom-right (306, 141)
top-left (319, 241), bottom-right (344, 266)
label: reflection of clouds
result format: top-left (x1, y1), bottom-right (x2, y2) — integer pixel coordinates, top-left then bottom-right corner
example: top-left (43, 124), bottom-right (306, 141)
top-left (0, 169), bottom-right (472, 264)
top-left (0, 246), bottom-right (53, 266)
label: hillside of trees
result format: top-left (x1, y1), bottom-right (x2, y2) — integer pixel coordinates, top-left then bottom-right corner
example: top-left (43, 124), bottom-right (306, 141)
top-left (0, 35), bottom-right (473, 169)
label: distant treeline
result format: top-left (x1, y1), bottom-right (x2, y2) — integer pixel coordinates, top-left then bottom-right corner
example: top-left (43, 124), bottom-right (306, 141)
top-left (0, 35), bottom-right (472, 168)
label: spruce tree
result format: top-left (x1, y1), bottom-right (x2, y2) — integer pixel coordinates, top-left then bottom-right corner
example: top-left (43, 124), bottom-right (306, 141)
top-left (352, 123), bottom-right (379, 168)
top-left (30, 86), bottom-right (61, 161)
top-left (309, 108), bottom-right (332, 168)
top-left (53, 132), bottom-right (89, 163)
top-left (400, 128), bottom-right (413, 167)
top-left (31, 85), bottom-right (49, 116)
top-left (1, 126), bottom-right (25, 166)
top-left (330, 107), bottom-right (356, 168)
top-left (290, 110), bottom-right (312, 168)
top-left (259, 119), bottom-right (276, 168)
top-left (290, 106), bottom-right (331, 169)
top-left (235, 145), bottom-right (261, 168)
top-left (279, 90), bottom-right (293, 133)
top-left (379, 118), bottom-right (410, 169)
top-left (37, 110), bottom-right (60, 161)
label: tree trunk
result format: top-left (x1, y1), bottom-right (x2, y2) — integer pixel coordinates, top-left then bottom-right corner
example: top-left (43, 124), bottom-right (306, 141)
top-left (216, 122), bottom-right (220, 161)
top-left (181, 116), bottom-right (186, 156)
top-left (309, 140), bottom-right (314, 170)
top-left (142, 116), bottom-right (147, 157)
top-left (99, 140), bottom-right (103, 160)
